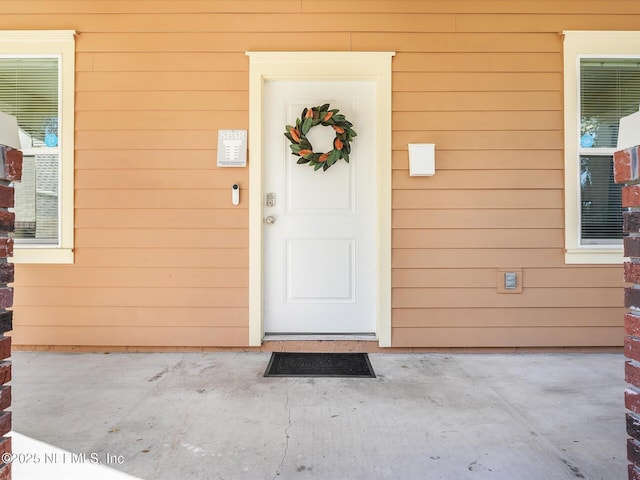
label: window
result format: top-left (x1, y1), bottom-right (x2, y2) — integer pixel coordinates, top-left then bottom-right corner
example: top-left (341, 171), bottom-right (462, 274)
top-left (1, 58), bottom-right (59, 243)
top-left (0, 31), bottom-right (75, 264)
top-left (564, 31), bottom-right (640, 264)
top-left (579, 59), bottom-right (640, 243)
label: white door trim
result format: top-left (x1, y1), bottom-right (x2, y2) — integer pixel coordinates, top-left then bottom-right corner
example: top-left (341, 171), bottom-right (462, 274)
top-left (246, 51), bottom-right (394, 347)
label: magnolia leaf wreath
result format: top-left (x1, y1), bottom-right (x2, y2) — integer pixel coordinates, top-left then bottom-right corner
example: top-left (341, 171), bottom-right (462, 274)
top-left (284, 103), bottom-right (357, 171)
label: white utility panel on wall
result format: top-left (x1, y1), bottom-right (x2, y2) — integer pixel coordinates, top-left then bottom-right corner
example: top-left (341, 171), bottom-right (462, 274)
top-left (408, 143), bottom-right (435, 176)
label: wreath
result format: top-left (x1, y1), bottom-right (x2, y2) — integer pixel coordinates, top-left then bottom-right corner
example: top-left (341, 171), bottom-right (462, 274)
top-left (284, 103), bottom-right (357, 171)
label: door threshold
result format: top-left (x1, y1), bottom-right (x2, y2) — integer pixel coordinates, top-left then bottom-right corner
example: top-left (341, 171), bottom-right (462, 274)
top-left (263, 333), bottom-right (378, 342)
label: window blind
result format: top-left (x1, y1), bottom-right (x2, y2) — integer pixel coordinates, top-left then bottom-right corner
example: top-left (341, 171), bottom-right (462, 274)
top-left (0, 57), bottom-right (59, 242)
top-left (0, 58), bottom-right (58, 144)
top-left (580, 59), bottom-right (640, 148)
top-left (580, 155), bottom-right (623, 242)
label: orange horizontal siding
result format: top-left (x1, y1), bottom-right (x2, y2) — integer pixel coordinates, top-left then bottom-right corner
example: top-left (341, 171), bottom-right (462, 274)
top-left (393, 190), bottom-right (563, 209)
top-left (0, 13), bottom-right (457, 33)
top-left (393, 91), bottom-right (563, 111)
top-left (76, 91), bottom-right (247, 111)
top-left (73, 249), bottom-right (248, 268)
top-left (303, 1), bottom-right (640, 14)
top-left (393, 249), bottom-right (565, 269)
top-left (393, 111), bottom-right (562, 131)
top-left (393, 268), bottom-right (622, 288)
top-left (16, 306), bottom-right (248, 327)
top-left (392, 209), bottom-right (563, 229)
top-left (6, 0), bottom-right (638, 16)
top-left (454, 13), bottom-right (640, 32)
top-left (392, 170), bottom-right (563, 190)
top-left (75, 150), bottom-right (237, 170)
top-left (74, 32), bottom-right (352, 52)
top-left (75, 209), bottom-right (248, 229)
top-left (75, 111), bottom-right (248, 132)
top-left (1, 1), bottom-right (302, 14)
top-left (12, 326), bottom-right (249, 347)
top-left (393, 228), bottom-right (563, 249)
top-left (15, 287), bottom-right (248, 308)
top-left (75, 131), bottom-right (229, 150)
top-left (75, 170), bottom-right (248, 189)
top-left (394, 72), bottom-right (562, 92)
top-left (392, 287), bottom-right (621, 309)
top-left (391, 327), bottom-right (623, 348)
top-left (6, 0), bottom-right (634, 16)
top-left (15, 267), bottom-right (248, 288)
top-left (352, 32), bottom-right (560, 52)
top-left (393, 52), bottom-right (562, 72)
top-left (80, 52), bottom-right (248, 72)
top-left (75, 229), bottom-right (248, 249)
top-left (76, 71), bottom-right (248, 91)
top-left (392, 150), bottom-right (563, 171)
top-left (7, 0), bottom-right (632, 348)
top-left (393, 307), bottom-right (623, 327)
top-left (76, 189), bottom-right (238, 209)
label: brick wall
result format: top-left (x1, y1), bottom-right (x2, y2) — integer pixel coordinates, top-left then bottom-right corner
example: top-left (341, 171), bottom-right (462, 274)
top-left (0, 145), bottom-right (22, 480)
top-left (614, 145), bottom-right (640, 480)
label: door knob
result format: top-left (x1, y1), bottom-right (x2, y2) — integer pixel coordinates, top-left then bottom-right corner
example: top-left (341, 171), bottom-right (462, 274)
top-left (265, 215), bottom-right (276, 225)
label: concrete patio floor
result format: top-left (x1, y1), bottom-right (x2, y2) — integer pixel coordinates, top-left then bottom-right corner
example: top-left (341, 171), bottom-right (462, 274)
top-left (9, 351), bottom-right (626, 480)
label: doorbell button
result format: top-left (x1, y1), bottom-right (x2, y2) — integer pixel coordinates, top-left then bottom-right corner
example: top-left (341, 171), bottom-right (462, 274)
top-left (232, 184), bottom-right (240, 205)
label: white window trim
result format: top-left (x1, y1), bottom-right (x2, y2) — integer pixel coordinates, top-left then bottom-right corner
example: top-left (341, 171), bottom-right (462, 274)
top-left (0, 30), bottom-right (75, 264)
top-left (563, 31), bottom-right (640, 265)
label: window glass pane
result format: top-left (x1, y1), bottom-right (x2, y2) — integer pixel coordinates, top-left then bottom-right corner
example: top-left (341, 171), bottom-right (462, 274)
top-left (580, 58), bottom-right (640, 148)
top-left (13, 154), bottom-right (58, 241)
top-left (580, 155), bottom-right (624, 243)
top-left (0, 57), bottom-right (59, 243)
top-left (0, 58), bottom-right (58, 146)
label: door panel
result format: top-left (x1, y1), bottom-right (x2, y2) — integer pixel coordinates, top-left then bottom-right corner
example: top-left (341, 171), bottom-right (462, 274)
top-left (263, 80), bottom-right (376, 334)
top-left (285, 238), bottom-right (354, 303)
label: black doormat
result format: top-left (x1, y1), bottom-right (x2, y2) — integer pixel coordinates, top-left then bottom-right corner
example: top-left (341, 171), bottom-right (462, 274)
top-left (264, 352), bottom-right (376, 378)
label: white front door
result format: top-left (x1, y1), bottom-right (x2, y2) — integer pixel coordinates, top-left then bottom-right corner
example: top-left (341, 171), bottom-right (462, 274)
top-left (263, 80), bottom-right (377, 335)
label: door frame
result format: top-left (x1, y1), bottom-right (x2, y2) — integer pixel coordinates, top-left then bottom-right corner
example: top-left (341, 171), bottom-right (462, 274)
top-left (246, 51), bottom-right (394, 347)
